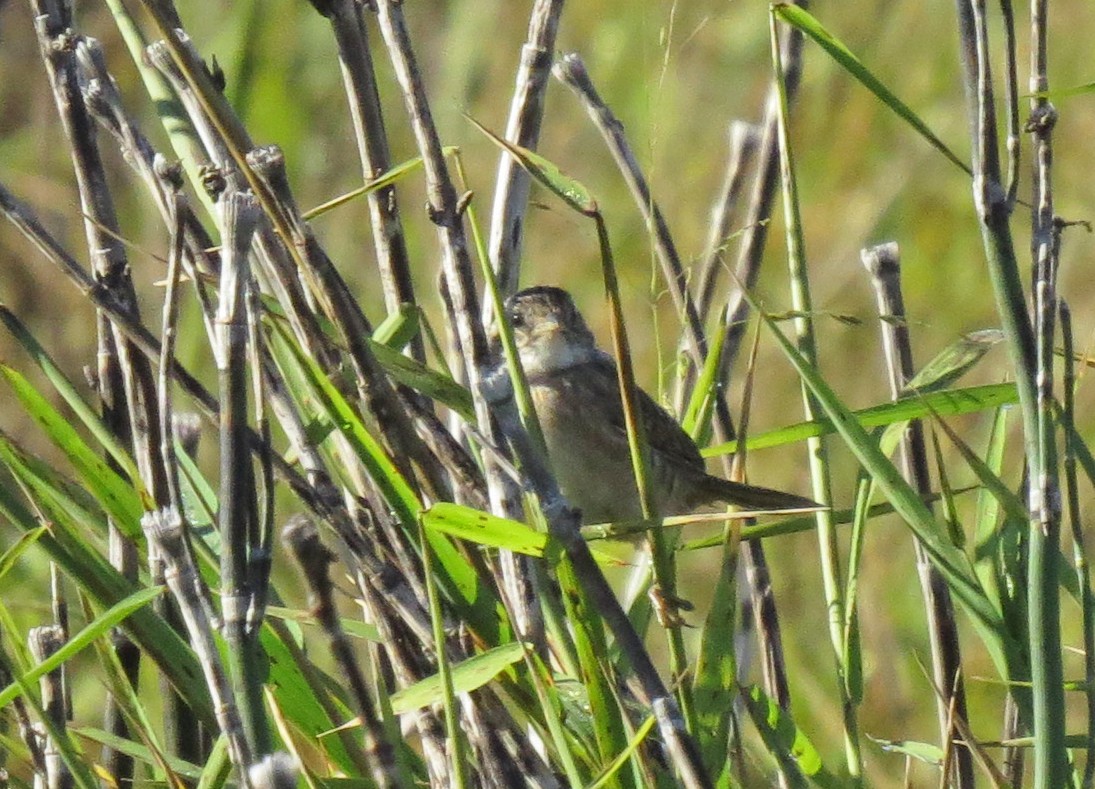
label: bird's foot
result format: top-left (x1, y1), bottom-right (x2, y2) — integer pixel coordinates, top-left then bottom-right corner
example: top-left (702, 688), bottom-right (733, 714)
top-left (649, 585), bottom-right (695, 628)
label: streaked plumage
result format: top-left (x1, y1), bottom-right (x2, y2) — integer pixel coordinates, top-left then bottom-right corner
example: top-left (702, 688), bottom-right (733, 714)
top-left (502, 286), bottom-right (816, 524)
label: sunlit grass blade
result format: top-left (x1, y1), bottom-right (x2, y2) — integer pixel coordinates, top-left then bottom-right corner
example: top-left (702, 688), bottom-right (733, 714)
top-left (742, 684), bottom-right (841, 788)
top-left (366, 340), bottom-right (475, 421)
top-left (0, 307), bottom-right (144, 487)
top-left (866, 734), bottom-right (944, 766)
top-left (302, 152), bottom-right (447, 220)
top-left (773, 3), bottom-right (970, 175)
top-left (585, 714), bottom-right (658, 789)
top-left (0, 586), bottom-right (163, 708)
top-left (264, 606), bottom-right (379, 641)
top-left (0, 602), bottom-right (101, 789)
top-left (0, 461), bottom-right (214, 723)
top-left (705, 382), bottom-right (1018, 456)
top-left (0, 363), bottom-right (147, 527)
top-left (738, 281), bottom-right (1020, 677)
top-left (680, 310), bottom-right (727, 443)
top-left (423, 502), bottom-right (549, 556)
top-left (391, 638), bottom-right (525, 715)
top-left (269, 321), bottom-right (421, 523)
top-left (269, 320), bottom-right (502, 643)
top-left (0, 526), bottom-right (47, 581)
top-left (902, 329), bottom-right (1004, 394)
top-left (101, 0), bottom-right (214, 216)
top-left (691, 530), bottom-right (741, 777)
top-left (195, 734), bottom-right (232, 789)
top-left (73, 726), bottom-right (203, 780)
top-left (467, 115), bottom-right (597, 215)
top-left (1031, 81), bottom-right (1095, 101)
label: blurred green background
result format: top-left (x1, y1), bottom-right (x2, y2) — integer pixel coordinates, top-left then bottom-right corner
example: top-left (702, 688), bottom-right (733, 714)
top-left (2, 0), bottom-right (1095, 783)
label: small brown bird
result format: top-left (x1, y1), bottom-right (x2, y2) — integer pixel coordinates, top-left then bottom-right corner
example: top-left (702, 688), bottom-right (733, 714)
top-left (502, 286), bottom-right (817, 524)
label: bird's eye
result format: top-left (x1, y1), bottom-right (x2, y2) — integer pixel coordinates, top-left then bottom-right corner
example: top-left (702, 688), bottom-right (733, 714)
top-left (509, 309), bottom-right (525, 329)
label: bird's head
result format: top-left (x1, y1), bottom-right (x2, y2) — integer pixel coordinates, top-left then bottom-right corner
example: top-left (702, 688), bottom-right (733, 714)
top-left (503, 286), bottom-right (598, 375)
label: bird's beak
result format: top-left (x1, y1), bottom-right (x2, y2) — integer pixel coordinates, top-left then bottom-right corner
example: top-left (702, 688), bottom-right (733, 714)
top-left (533, 315), bottom-right (562, 336)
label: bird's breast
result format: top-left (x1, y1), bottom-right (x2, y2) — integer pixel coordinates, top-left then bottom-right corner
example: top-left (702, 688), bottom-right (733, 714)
top-left (528, 372), bottom-right (645, 523)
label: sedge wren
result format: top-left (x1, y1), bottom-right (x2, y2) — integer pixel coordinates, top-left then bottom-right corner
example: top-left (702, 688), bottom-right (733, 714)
top-left (501, 286), bottom-right (816, 524)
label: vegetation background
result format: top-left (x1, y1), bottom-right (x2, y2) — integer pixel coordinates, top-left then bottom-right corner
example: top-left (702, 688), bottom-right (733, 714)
top-left (1, 0), bottom-right (1094, 785)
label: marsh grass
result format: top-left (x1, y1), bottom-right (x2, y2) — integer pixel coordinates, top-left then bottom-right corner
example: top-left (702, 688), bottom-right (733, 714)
top-left (0, 0), bottom-right (1094, 786)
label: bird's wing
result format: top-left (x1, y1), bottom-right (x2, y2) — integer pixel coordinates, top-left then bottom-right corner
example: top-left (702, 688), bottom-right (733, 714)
top-left (559, 356), bottom-right (706, 473)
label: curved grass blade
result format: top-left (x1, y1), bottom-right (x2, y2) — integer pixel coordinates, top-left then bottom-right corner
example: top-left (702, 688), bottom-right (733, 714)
top-left (902, 329), bottom-right (1004, 394)
top-left (773, 3), bottom-right (970, 175)
top-left (0, 307), bottom-right (144, 487)
top-left (704, 382), bottom-right (1018, 456)
top-left (0, 586), bottom-right (163, 708)
top-left (73, 727), bottom-right (203, 780)
top-left (742, 684), bottom-right (841, 788)
top-left (0, 363), bottom-right (147, 526)
top-left (467, 115), bottom-right (597, 216)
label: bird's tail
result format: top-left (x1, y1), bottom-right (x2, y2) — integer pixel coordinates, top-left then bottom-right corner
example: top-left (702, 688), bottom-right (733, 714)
top-left (689, 475), bottom-right (820, 513)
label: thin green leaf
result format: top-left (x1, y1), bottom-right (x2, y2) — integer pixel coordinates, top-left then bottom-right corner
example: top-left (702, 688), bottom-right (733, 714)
top-left (0, 364), bottom-right (146, 529)
top-left (739, 281), bottom-right (1016, 677)
top-left (265, 606), bottom-right (379, 641)
top-left (467, 115), bottom-right (597, 215)
top-left (73, 727), bottom-right (203, 779)
top-left (0, 586), bottom-right (163, 708)
top-left (302, 151), bottom-right (453, 220)
top-left (270, 322), bottom-right (421, 523)
top-left (195, 734), bottom-right (232, 789)
top-left (387, 642), bottom-right (525, 715)
top-left (742, 684), bottom-right (841, 788)
top-left (0, 526), bottom-right (46, 581)
top-left (773, 3), bottom-right (970, 175)
top-left (704, 382), bottom-right (1018, 456)
top-left (0, 602), bottom-right (102, 789)
top-left (867, 734), bottom-right (944, 765)
top-left (586, 714), bottom-right (658, 789)
top-left (902, 329), bottom-right (1004, 394)
top-left (1030, 82), bottom-right (1095, 101)
top-left (367, 339), bottom-right (475, 421)
top-left (0, 457), bottom-right (214, 723)
top-left (0, 307), bottom-right (144, 486)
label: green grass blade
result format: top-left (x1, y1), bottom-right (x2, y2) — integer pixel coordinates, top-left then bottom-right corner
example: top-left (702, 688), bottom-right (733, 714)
top-left (366, 339), bottom-right (475, 421)
top-left (467, 116), bottom-right (597, 215)
top-left (0, 526), bottom-right (47, 581)
top-left (391, 642), bottom-right (525, 714)
top-left (0, 308), bottom-right (143, 486)
top-left (0, 363), bottom-right (146, 529)
top-left (773, 3), bottom-right (970, 175)
top-left (704, 382), bottom-right (1018, 456)
top-left (0, 602), bottom-right (101, 789)
top-left (739, 282), bottom-right (1018, 672)
top-left (423, 502), bottom-right (548, 556)
top-left (742, 684), bottom-right (841, 788)
top-left (0, 586), bottom-right (163, 708)
top-left (269, 322), bottom-right (421, 523)
top-left (73, 727), bottom-right (203, 779)
top-left (902, 330), bottom-right (1004, 394)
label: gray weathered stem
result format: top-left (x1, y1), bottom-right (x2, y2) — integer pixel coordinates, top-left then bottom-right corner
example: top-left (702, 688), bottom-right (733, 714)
top-left (862, 242), bottom-right (973, 788)
top-left (485, 0), bottom-right (566, 301)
